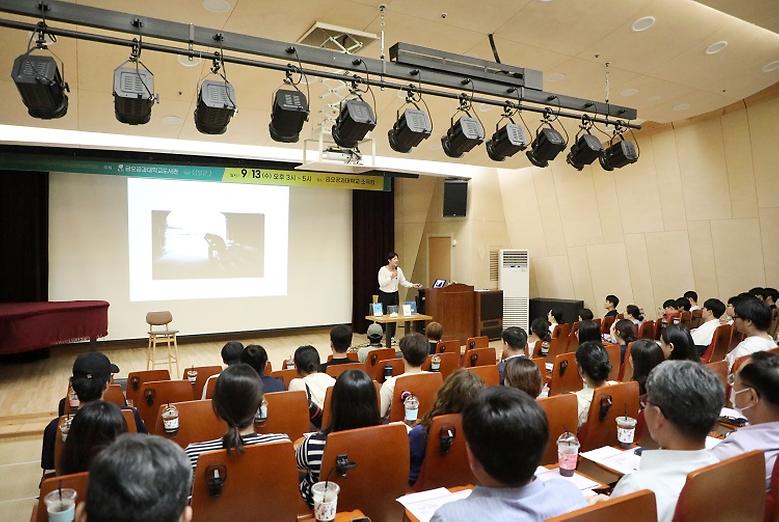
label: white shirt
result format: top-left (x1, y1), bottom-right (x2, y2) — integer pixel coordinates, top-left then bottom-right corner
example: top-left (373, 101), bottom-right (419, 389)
top-left (725, 335), bottom-right (777, 370)
top-left (689, 305), bottom-right (701, 312)
top-left (378, 266), bottom-right (414, 293)
top-left (572, 381), bottom-right (617, 428)
top-left (288, 372), bottom-right (335, 409)
top-left (379, 368), bottom-right (427, 418)
top-left (611, 449), bottom-right (719, 522)
top-left (690, 318), bottom-right (720, 347)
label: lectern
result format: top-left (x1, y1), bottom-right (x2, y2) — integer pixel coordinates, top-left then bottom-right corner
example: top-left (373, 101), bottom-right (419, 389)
top-left (418, 284), bottom-right (475, 342)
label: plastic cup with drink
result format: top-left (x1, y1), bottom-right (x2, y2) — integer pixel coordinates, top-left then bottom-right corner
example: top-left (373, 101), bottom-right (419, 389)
top-left (162, 403), bottom-right (179, 434)
top-left (401, 392), bottom-right (419, 426)
top-left (311, 481), bottom-right (339, 522)
top-left (186, 367), bottom-right (198, 385)
top-left (44, 488), bottom-right (77, 522)
top-left (430, 355), bottom-right (441, 371)
top-left (255, 398), bottom-right (269, 424)
top-left (557, 431), bottom-right (580, 477)
top-left (616, 415), bottom-right (637, 448)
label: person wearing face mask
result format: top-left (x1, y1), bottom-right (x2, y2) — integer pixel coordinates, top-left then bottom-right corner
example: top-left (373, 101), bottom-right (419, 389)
top-left (710, 351), bottom-right (779, 490)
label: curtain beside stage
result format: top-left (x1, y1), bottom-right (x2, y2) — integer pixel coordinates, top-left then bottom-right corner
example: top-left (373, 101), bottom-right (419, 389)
top-left (351, 182), bottom-right (394, 334)
top-left (0, 171), bottom-right (49, 302)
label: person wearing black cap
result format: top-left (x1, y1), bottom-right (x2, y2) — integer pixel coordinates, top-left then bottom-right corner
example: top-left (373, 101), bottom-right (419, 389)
top-left (41, 352), bottom-right (146, 473)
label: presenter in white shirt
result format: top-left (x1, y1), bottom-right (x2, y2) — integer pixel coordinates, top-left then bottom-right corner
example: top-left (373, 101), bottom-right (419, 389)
top-left (690, 298), bottom-right (726, 351)
top-left (377, 251), bottom-right (421, 342)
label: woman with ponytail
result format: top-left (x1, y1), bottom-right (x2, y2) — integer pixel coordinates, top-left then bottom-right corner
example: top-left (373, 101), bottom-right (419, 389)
top-left (573, 341), bottom-right (617, 427)
top-left (625, 304), bottom-right (644, 325)
top-left (185, 363), bottom-right (289, 470)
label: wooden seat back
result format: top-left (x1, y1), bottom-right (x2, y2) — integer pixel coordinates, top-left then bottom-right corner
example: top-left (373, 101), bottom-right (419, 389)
top-left (190, 440), bottom-right (306, 522)
top-left (375, 358), bottom-right (405, 383)
top-left (464, 336), bottom-right (489, 350)
top-left (702, 324), bottom-right (733, 363)
top-left (462, 347), bottom-right (497, 368)
top-left (690, 309), bottom-right (704, 329)
top-left (269, 368), bottom-right (298, 389)
top-left (600, 316), bottom-right (616, 334)
top-left (578, 381), bottom-right (640, 451)
top-left (705, 360), bottom-right (729, 398)
top-left (153, 399), bottom-right (223, 449)
top-left (365, 348), bottom-right (398, 381)
top-left (544, 338), bottom-right (567, 362)
top-left (181, 366), bottom-right (222, 399)
top-left (137, 380), bottom-right (196, 432)
top-left (319, 424), bottom-right (409, 521)
top-left (620, 342), bottom-right (635, 382)
top-left (553, 322), bottom-right (572, 340)
top-left (729, 330), bottom-right (745, 351)
top-left (413, 414), bottom-right (475, 491)
top-left (255, 390), bottom-right (310, 442)
top-left (465, 365), bottom-right (500, 387)
top-left (768, 451), bottom-right (779, 522)
top-left (546, 489), bottom-right (657, 522)
top-left (537, 394), bottom-right (579, 466)
top-left (680, 310), bottom-right (692, 329)
top-left (126, 369), bottom-right (171, 408)
top-left (389, 372), bottom-right (444, 423)
top-left (531, 357), bottom-right (546, 381)
top-left (421, 352), bottom-right (460, 379)
top-left (637, 320), bottom-right (655, 340)
top-left (436, 339), bottom-right (461, 355)
top-left (548, 352), bottom-right (583, 396)
top-left (34, 472), bottom-right (89, 522)
top-left (327, 352), bottom-right (359, 362)
top-left (603, 343), bottom-right (621, 381)
top-left (673, 450), bottom-right (765, 521)
top-left (325, 362), bottom-right (367, 379)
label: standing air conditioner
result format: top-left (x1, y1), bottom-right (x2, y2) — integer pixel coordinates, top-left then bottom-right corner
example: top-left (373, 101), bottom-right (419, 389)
top-left (499, 249), bottom-right (530, 331)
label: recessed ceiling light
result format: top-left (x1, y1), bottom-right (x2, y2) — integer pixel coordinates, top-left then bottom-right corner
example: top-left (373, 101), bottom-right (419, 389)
top-left (632, 16), bottom-right (655, 32)
top-left (705, 40), bottom-right (728, 55)
top-left (162, 115), bottom-right (184, 126)
top-left (673, 102), bottom-right (690, 112)
top-left (547, 72), bottom-right (566, 83)
top-left (647, 95), bottom-right (662, 103)
top-left (177, 55), bottom-right (202, 68)
top-left (620, 88), bottom-right (639, 97)
top-left (762, 60), bottom-right (779, 73)
top-left (202, 0), bottom-right (231, 13)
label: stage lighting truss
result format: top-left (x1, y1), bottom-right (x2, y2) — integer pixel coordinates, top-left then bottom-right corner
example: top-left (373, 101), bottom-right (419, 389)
top-left (566, 115), bottom-right (602, 171)
top-left (441, 91), bottom-right (485, 158)
top-left (268, 61), bottom-right (310, 143)
top-left (599, 123), bottom-right (640, 171)
top-left (485, 103), bottom-right (529, 162)
top-left (387, 86), bottom-right (432, 153)
top-left (331, 76), bottom-right (377, 150)
top-left (12, 21), bottom-right (69, 119)
top-left (194, 46), bottom-right (238, 135)
top-left (526, 107), bottom-right (568, 168)
top-left (113, 37), bottom-right (158, 125)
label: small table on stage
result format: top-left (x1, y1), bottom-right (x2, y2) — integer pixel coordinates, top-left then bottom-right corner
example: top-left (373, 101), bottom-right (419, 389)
top-left (365, 313), bottom-right (433, 347)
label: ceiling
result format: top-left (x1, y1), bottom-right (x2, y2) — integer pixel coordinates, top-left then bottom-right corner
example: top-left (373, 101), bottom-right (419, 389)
top-left (0, 0), bottom-right (777, 168)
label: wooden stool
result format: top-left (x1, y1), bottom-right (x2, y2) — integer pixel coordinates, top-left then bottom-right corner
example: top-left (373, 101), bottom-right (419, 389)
top-left (146, 311), bottom-right (179, 375)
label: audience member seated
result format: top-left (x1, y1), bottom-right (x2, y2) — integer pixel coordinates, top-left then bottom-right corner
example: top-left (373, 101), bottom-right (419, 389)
top-left (675, 296), bottom-right (691, 313)
top-left (629, 340), bottom-right (665, 398)
top-left (498, 326), bottom-right (528, 384)
top-left (750, 287), bottom-right (767, 301)
top-left (660, 325), bottom-right (699, 362)
top-left (690, 298), bottom-right (725, 349)
top-left (660, 299), bottom-right (681, 324)
top-left (42, 352), bottom-right (144, 473)
top-left (380, 333), bottom-right (430, 418)
top-left (684, 290), bottom-right (700, 312)
top-left (60, 400), bottom-right (128, 475)
top-left (319, 324), bottom-right (354, 373)
top-left (548, 308), bottom-right (563, 335)
top-left (765, 287), bottom-right (778, 310)
top-left (573, 342), bottom-right (616, 427)
top-left (430, 387), bottom-right (586, 521)
top-left (241, 344), bottom-right (284, 393)
top-left (725, 296), bottom-right (777, 370)
top-left (625, 304), bottom-right (644, 326)
top-left (610, 360), bottom-right (724, 522)
top-left (576, 320), bottom-right (602, 346)
top-left (503, 357), bottom-right (543, 399)
top-left (200, 340), bottom-right (245, 399)
top-left (527, 318), bottom-right (552, 357)
top-left (408, 369), bottom-right (485, 486)
top-left (723, 295), bottom-right (739, 325)
top-left (297, 369), bottom-right (380, 505)
top-left (611, 319), bottom-right (637, 361)
top-left (604, 294), bottom-right (620, 318)
top-left (288, 345), bottom-right (336, 412)
top-left (425, 321), bottom-right (443, 355)
top-left (357, 323), bottom-right (384, 363)
top-left (578, 308), bottom-right (594, 321)
top-left (711, 350), bottom-right (779, 489)
top-left (185, 364), bottom-right (289, 471)
top-left (76, 433), bottom-right (192, 522)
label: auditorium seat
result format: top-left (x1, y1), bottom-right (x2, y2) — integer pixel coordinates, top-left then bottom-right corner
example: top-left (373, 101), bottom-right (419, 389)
top-left (690, 309), bottom-right (704, 329)
top-left (729, 330), bottom-right (745, 351)
top-left (374, 358), bottom-right (405, 383)
top-left (421, 352), bottom-right (460, 379)
top-left (552, 322), bottom-right (572, 341)
top-left (705, 360), bottom-right (729, 397)
top-left (137, 379), bottom-right (195, 432)
top-left (412, 413), bottom-right (475, 491)
top-left (389, 372), bottom-right (443, 423)
top-left (32, 471), bottom-right (89, 522)
top-left (146, 310), bottom-right (179, 375)
top-left (548, 352), bottom-right (583, 396)
top-left (325, 362), bottom-right (365, 379)
top-left (181, 365), bottom-right (222, 399)
top-left (620, 342), bottom-right (635, 382)
top-left (702, 324), bottom-right (732, 363)
top-left (364, 348), bottom-right (397, 381)
top-left (190, 440), bottom-right (306, 522)
top-left (462, 347), bottom-right (497, 368)
top-left (531, 357), bottom-right (547, 382)
top-left (436, 339), bottom-right (461, 355)
top-left (319, 423), bottom-right (409, 521)
top-left (603, 343), bottom-right (621, 381)
top-left (767, 453), bottom-right (779, 522)
top-left (537, 394), bottom-right (578, 466)
top-left (269, 368), bottom-right (298, 389)
top-left (327, 352), bottom-right (359, 363)
top-left (152, 399), bottom-right (223, 449)
top-left (637, 320), bottom-right (655, 340)
top-left (65, 383), bottom-right (126, 414)
top-left (544, 338), bottom-right (567, 362)
top-left (546, 489), bottom-right (657, 522)
top-left (464, 336), bottom-right (489, 350)
top-left (673, 450), bottom-right (765, 521)
top-left (578, 381), bottom-right (640, 451)
top-left (565, 322), bottom-right (580, 352)
top-left (255, 390), bottom-right (310, 442)
top-left (126, 369), bottom-right (171, 408)
top-left (600, 316), bottom-right (615, 335)
top-left (465, 365), bottom-right (499, 387)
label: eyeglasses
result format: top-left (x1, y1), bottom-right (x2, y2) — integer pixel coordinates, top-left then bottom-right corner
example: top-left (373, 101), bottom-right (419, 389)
top-left (727, 373), bottom-right (736, 386)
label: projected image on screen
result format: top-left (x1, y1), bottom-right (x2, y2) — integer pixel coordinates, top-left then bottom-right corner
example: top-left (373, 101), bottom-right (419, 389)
top-left (151, 211), bottom-right (265, 280)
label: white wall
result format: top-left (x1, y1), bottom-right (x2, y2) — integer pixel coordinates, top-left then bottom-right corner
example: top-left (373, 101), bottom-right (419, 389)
top-left (48, 173), bottom-right (353, 340)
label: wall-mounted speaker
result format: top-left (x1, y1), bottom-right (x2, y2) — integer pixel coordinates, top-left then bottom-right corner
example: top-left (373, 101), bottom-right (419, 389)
top-left (443, 179), bottom-right (468, 217)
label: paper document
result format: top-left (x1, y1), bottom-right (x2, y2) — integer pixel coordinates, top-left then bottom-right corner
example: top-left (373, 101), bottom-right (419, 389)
top-left (705, 436), bottom-right (723, 449)
top-left (397, 488), bottom-right (472, 522)
top-left (720, 407), bottom-right (747, 421)
top-left (545, 362), bottom-right (554, 371)
top-left (581, 446), bottom-right (641, 475)
top-left (534, 466), bottom-right (602, 491)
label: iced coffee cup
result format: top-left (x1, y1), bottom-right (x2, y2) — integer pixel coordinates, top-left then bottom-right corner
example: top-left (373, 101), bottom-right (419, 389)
top-left (44, 488), bottom-right (77, 522)
top-left (311, 481), bottom-right (339, 522)
top-left (616, 416), bottom-right (637, 448)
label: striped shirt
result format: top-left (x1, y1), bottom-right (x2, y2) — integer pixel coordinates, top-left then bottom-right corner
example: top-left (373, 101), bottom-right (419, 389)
top-left (296, 431), bottom-right (328, 505)
top-left (185, 432), bottom-right (290, 471)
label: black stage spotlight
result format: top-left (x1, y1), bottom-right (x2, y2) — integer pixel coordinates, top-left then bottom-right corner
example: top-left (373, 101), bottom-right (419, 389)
top-left (113, 64), bottom-right (156, 125)
top-left (269, 88), bottom-right (309, 143)
top-left (12, 54), bottom-right (68, 119)
top-left (194, 79), bottom-right (237, 135)
top-left (526, 125), bottom-right (565, 168)
top-left (441, 116), bottom-right (484, 158)
top-left (388, 108), bottom-right (432, 153)
top-left (566, 118), bottom-right (602, 171)
top-left (332, 97), bottom-right (376, 148)
top-left (486, 121), bottom-right (528, 161)
top-left (600, 136), bottom-right (638, 171)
